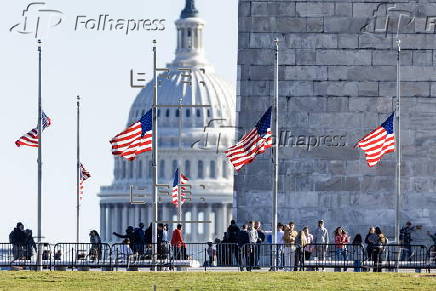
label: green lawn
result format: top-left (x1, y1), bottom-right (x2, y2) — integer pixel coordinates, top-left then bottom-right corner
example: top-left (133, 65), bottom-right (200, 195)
top-left (0, 272), bottom-right (435, 290)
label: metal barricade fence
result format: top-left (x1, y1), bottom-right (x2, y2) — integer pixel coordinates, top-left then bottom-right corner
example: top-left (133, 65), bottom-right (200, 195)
top-left (0, 242), bottom-right (434, 271)
top-left (52, 243), bottom-right (112, 270)
top-left (428, 245), bottom-right (436, 270)
top-left (0, 243), bottom-right (52, 270)
top-left (302, 243), bottom-right (365, 271)
top-left (239, 243), bottom-right (305, 271)
top-left (111, 243), bottom-right (172, 269)
top-left (378, 244), bottom-right (428, 270)
top-left (204, 243), bottom-right (239, 268)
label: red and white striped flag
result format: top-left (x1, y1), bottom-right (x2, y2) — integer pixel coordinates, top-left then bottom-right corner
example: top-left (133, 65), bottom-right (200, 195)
top-left (15, 111), bottom-right (52, 147)
top-left (171, 168), bottom-right (189, 207)
top-left (110, 109), bottom-right (152, 160)
top-left (79, 163), bottom-right (91, 200)
top-left (225, 107), bottom-right (272, 171)
top-left (355, 113), bottom-right (395, 167)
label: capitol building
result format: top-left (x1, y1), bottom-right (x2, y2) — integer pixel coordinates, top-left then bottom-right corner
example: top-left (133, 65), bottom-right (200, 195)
top-left (98, 0), bottom-right (235, 242)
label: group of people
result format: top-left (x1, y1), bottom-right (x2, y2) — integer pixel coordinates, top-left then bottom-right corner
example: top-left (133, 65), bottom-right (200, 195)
top-left (111, 223), bottom-right (187, 261)
top-left (207, 219), bottom-right (429, 272)
top-left (8, 222), bottom-right (36, 260)
top-left (205, 220), bottom-right (268, 270)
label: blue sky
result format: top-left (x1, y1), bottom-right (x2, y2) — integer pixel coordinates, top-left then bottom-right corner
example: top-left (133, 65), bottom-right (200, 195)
top-left (0, 0), bottom-right (237, 242)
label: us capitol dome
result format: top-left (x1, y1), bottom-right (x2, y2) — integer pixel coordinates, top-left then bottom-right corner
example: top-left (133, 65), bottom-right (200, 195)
top-left (98, 0), bottom-right (236, 242)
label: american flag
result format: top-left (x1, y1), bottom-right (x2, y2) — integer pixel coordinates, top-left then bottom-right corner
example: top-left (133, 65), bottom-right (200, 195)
top-left (355, 112), bottom-right (395, 167)
top-left (171, 168), bottom-right (189, 207)
top-left (225, 106), bottom-right (273, 171)
top-left (15, 111), bottom-right (52, 147)
top-left (79, 163), bottom-right (91, 200)
top-left (110, 109), bottom-right (152, 160)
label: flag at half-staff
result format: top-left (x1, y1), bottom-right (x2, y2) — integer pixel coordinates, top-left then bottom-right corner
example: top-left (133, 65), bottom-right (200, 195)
top-left (110, 108), bottom-right (152, 160)
top-left (171, 168), bottom-right (189, 207)
top-left (355, 112), bottom-right (395, 167)
top-left (15, 111), bottom-right (52, 147)
top-left (225, 106), bottom-right (273, 171)
top-left (79, 163), bottom-right (91, 200)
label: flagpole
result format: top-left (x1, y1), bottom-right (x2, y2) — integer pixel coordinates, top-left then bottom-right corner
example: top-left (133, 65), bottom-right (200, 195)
top-left (177, 168), bottom-right (182, 222)
top-left (272, 38), bottom-right (279, 270)
top-left (152, 40), bottom-right (159, 264)
top-left (395, 39), bottom-right (401, 244)
top-left (76, 95), bottom-right (80, 244)
top-left (37, 39), bottom-right (42, 243)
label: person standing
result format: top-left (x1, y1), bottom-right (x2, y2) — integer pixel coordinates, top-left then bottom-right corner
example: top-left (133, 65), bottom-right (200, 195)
top-left (237, 224), bottom-right (250, 271)
top-left (247, 221), bottom-right (258, 271)
top-left (206, 242), bottom-right (216, 267)
top-left (352, 234), bottom-right (364, 272)
top-left (334, 227), bottom-right (349, 272)
top-left (365, 227), bottom-right (378, 263)
top-left (9, 222), bottom-right (26, 260)
top-left (227, 220), bottom-right (240, 266)
top-left (303, 227), bottom-right (314, 260)
top-left (373, 227), bottom-right (387, 272)
top-left (134, 223), bottom-right (146, 255)
top-left (89, 230), bottom-right (102, 260)
top-left (254, 221), bottom-right (265, 269)
top-left (171, 224), bottom-right (186, 260)
top-left (400, 221), bottom-right (421, 261)
top-left (24, 229), bottom-right (37, 260)
top-left (295, 229), bottom-right (308, 271)
top-left (283, 222), bottom-right (298, 271)
top-left (276, 223), bottom-right (285, 269)
top-left (313, 220), bottom-right (329, 262)
top-left (113, 226), bottom-right (136, 253)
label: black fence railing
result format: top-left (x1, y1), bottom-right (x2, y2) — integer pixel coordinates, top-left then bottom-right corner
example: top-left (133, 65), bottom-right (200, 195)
top-left (1, 242), bottom-right (435, 271)
top-left (52, 243), bottom-right (112, 270)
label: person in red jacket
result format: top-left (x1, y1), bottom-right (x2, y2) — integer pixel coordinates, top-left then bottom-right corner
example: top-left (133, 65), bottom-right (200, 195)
top-left (171, 224), bottom-right (187, 259)
top-left (334, 227), bottom-right (349, 272)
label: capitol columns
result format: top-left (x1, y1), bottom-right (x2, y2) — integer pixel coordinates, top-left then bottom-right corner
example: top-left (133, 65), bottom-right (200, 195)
top-left (162, 203), bottom-right (169, 223)
top-left (191, 204), bottom-right (198, 242)
top-left (128, 205), bottom-right (135, 227)
top-left (100, 204), bottom-right (106, 241)
top-left (122, 204), bottom-right (128, 232)
top-left (113, 204), bottom-right (120, 237)
top-left (134, 205), bottom-right (140, 226)
top-left (140, 205), bottom-right (146, 224)
top-left (205, 204), bottom-right (212, 241)
top-left (107, 205), bottom-right (113, 242)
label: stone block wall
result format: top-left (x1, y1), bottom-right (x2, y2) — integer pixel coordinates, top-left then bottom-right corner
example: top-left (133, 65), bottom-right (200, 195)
top-left (236, 0), bottom-right (436, 242)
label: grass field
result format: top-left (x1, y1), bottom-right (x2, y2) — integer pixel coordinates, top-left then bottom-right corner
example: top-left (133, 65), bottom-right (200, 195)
top-left (0, 271), bottom-right (436, 290)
